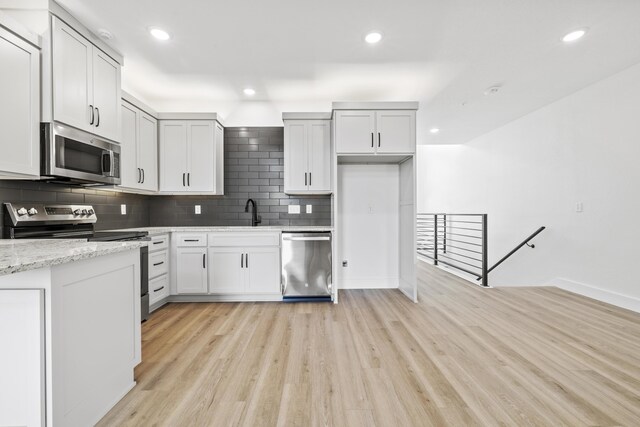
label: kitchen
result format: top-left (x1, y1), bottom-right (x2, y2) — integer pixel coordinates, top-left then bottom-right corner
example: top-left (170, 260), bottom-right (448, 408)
top-left (3, 0), bottom-right (640, 426)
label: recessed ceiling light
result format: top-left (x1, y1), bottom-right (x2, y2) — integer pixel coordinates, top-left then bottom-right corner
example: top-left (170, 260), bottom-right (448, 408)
top-left (243, 88), bottom-right (256, 96)
top-left (430, 128), bottom-right (440, 134)
top-left (484, 85), bottom-right (501, 95)
top-left (365, 32), bottom-right (383, 44)
top-left (149, 27), bottom-right (170, 41)
top-left (562, 28), bottom-right (587, 43)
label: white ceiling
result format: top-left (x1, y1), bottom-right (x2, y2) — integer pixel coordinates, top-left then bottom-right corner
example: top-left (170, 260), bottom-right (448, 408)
top-left (57, 0), bottom-right (640, 144)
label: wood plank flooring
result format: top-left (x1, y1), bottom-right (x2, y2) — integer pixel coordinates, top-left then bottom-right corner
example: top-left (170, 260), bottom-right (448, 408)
top-left (98, 262), bottom-right (640, 426)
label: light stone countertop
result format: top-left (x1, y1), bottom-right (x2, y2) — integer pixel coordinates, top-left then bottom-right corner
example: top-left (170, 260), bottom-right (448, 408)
top-left (112, 225), bottom-right (334, 236)
top-left (0, 239), bottom-right (147, 276)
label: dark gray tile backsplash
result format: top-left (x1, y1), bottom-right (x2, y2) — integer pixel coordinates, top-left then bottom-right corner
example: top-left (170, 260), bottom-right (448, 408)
top-left (149, 127), bottom-right (332, 227)
top-left (0, 180), bottom-right (149, 234)
top-left (0, 127), bottom-right (332, 235)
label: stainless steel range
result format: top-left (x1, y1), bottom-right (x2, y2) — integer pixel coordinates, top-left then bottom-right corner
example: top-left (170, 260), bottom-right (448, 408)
top-left (3, 202), bottom-right (150, 321)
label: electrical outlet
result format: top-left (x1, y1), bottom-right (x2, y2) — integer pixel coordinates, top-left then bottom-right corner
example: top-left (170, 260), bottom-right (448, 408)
top-left (306, 204), bottom-right (312, 214)
top-left (576, 202), bottom-right (584, 213)
top-left (120, 204), bottom-right (126, 215)
top-left (195, 205), bottom-right (201, 214)
top-left (288, 205), bottom-right (301, 214)
top-left (342, 260), bottom-right (348, 267)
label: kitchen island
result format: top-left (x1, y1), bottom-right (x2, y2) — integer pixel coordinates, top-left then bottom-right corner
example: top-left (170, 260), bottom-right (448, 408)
top-left (0, 239), bottom-right (146, 427)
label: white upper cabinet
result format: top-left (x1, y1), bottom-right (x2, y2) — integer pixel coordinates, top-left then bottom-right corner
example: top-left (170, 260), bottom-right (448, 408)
top-left (159, 119), bottom-right (224, 194)
top-left (375, 110), bottom-right (416, 154)
top-left (283, 118), bottom-right (331, 194)
top-left (335, 109), bottom-right (415, 154)
top-left (119, 100), bottom-right (158, 192)
top-left (0, 24), bottom-right (40, 178)
top-left (52, 16), bottom-right (121, 141)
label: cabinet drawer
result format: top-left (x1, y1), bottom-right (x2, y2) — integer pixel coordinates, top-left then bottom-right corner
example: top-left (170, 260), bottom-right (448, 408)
top-left (176, 233), bottom-right (207, 247)
top-left (209, 232), bottom-right (279, 247)
top-left (149, 275), bottom-right (169, 305)
top-left (149, 234), bottom-right (169, 251)
top-left (149, 250), bottom-right (168, 279)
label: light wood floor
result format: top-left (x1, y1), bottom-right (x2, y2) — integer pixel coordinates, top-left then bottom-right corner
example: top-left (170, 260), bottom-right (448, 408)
top-left (98, 263), bottom-right (640, 426)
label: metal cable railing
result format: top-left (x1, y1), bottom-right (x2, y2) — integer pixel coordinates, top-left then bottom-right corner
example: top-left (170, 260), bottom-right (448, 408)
top-left (417, 213), bottom-right (488, 287)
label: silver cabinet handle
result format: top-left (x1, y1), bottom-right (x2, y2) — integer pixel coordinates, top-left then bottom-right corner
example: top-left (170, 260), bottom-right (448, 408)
top-left (283, 236), bottom-right (331, 241)
top-left (89, 105), bottom-right (94, 125)
top-left (95, 107), bottom-right (100, 127)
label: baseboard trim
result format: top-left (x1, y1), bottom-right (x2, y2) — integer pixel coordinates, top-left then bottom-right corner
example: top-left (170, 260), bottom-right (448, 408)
top-left (550, 277), bottom-right (640, 313)
top-left (168, 294), bottom-right (283, 303)
top-left (339, 278), bottom-right (399, 289)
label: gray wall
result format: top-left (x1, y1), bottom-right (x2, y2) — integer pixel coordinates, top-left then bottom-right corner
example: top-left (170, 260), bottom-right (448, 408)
top-left (1, 127), bottom-right (332, 235)
top-left (149, 127), bottom-right (332, 227)
top-left (0, 180), bottom-right (149, 234)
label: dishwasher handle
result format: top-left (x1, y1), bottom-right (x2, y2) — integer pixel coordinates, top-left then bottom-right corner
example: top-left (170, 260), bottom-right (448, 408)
top-left (282, 236), bottom-right (331, 241)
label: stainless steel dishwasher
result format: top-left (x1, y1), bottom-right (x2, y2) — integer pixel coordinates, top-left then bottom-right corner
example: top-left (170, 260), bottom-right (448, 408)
top-left (281, 232), bottom-right (332, 301)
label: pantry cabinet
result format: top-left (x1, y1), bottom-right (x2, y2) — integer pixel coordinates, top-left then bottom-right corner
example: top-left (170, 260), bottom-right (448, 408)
top-left (334, 109), bottom-right (415, 154)
top-left (51, 16), bottom-right (121, 142)
top-left (0, 22), bottom-right (40, 178)
top-left (120, 101), bottom-right (157, 192)
top-left (159, 118), bottom-right (224, 194)
top-left (283, 115), bottom-right (332, 194)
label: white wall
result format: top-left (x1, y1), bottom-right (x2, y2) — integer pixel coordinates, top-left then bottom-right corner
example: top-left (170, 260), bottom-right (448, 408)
top-left (418, 62), bottom-right (640, 312)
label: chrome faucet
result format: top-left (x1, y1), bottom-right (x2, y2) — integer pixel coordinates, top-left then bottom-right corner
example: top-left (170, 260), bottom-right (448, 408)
top-left (244, 198), bottom-right (261, 227)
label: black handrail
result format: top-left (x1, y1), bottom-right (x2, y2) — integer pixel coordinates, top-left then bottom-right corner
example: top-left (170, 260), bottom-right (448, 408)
top-left (477, 226), bottom-right (546, 281)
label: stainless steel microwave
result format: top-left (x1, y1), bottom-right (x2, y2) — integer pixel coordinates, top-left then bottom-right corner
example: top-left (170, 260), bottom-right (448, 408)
top-left (41, 122), bottom-right (121, 185)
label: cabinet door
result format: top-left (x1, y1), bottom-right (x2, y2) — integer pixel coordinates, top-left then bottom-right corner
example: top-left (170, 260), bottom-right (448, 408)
top-left (245, 247), bottom-right (281, 294)
top-left (308, 120), bottom-right (331, 193)
top-left (92, 48), bottom-right (121, 142)
top-left (52, 17), bottom-right (93, 132)
top-left (284, 121), bottom-right (308, 193)
top-left (0, 290), bottom-right (44, 427)
top-left (213, 122), bottom-right (224, 194)
top-left (375, 110), bottom-right (415, 154)
top-left (176, 247), bottom-right (208, 294)
top-left (120, 103), bottom-right (139, 189)
top-left (209, 248), bottom-right (244, 294)
top-left (149, 275), bottom-right (169, 306)
top-left (0, 27), bottom-right (39, 177)
top-left (334, 110), bottom-right (375, 154)
top-left (138, 112), bottom-right (158, 192)
top-left (159, 121), bottom-right (188, 191)
top-left (187, 121), bottom-right (215, 192)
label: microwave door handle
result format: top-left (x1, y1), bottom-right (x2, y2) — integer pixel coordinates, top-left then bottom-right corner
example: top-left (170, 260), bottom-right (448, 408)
top-left (102, 150), bottom-right (115, 176)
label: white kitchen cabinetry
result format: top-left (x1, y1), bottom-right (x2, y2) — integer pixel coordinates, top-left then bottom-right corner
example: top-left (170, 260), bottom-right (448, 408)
top-left (175, 233), bottom-right (208, 294)
top-left (159, 116), bottom-right (224, 194)
top-left (334, 109), bottom-right (415, 154)
top-left (208, 232), bottom-right (281, 298)
top-left (149, 234), bottom-right (170, 309)
top-left (283, 115), bottom-right (332, 194)
top-left (120, 100), bottom-right (158, 193)
top-left (0, 20), bottom-right (40, 178)
top-left (51, 16), bottom-right (121, 142)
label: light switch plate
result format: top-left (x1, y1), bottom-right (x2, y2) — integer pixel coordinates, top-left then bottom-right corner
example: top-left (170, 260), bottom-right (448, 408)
top-left (306, 204), bottom-right (312, 214)
top-left (195, 205), bottom-right (201, 214)
top-left (288, 205), bottom-right (301, 214)
top-left (120, 204), bottom-right (126, 215)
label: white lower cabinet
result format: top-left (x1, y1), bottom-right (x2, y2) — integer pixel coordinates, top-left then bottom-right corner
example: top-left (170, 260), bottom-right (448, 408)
top-left (149, 234), bottom-right (170, 310)
top-left (149, 275), bottom-right (169, 305)
top-left (209, 246), bottom-right (280, 295)
top-left (176, 247), bottom-right (208, 294)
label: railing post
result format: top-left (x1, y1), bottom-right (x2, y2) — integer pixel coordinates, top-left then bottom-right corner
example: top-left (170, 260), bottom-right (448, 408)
top-left (481, 214), bottom-right (488, 287)
top-left (443, 214), bottom-right (447, 253)
top-left (433, 214), bottom-right (438, 266)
